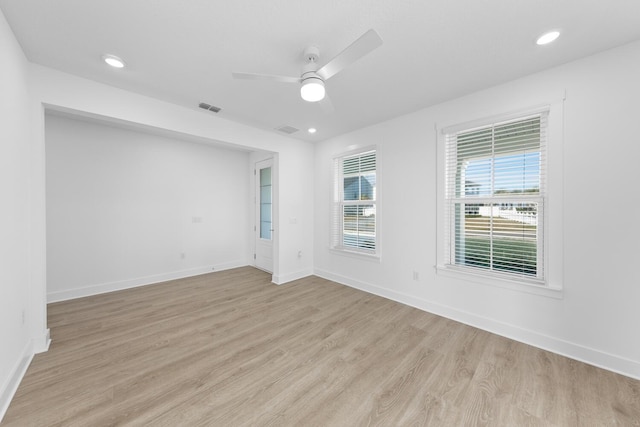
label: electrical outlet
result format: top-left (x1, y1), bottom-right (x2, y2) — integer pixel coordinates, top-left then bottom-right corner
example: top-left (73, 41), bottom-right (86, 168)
top-left (412, 271), bottom-right (419, 281)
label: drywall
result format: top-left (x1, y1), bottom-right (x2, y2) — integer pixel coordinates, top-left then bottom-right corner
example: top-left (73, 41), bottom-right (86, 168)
top-left (28, 64), bottom-right (315, 290)
top-left (45, 114), bottom-right (250, 301)
top-left (0, 9), bottom-right (42, 420)
top-left (314, 40), bottom-right (640, 379)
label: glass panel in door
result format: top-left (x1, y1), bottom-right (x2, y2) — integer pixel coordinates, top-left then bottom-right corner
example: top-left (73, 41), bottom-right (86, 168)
top-left (260, 167), bottom-right (272, 240)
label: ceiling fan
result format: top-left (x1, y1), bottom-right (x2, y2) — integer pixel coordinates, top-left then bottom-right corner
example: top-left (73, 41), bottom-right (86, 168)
top-left (232, 29), bottom-right (383, 103)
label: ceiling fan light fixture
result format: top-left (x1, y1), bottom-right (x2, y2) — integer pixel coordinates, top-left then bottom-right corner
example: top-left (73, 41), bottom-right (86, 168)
top-left (300, 78), bottom-right (325, 102)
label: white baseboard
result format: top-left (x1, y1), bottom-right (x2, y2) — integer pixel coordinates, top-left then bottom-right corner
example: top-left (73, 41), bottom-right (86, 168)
top-left (314, 268), bottom-right (640, 381)
top-left (272, 268), bottom-right (314, 285)
top-left (47, 261), bottom-right (247, 303)
top-left (33, 329), bottom-right (51, 354)
top-left (0, 341), bottom-right (34, 423)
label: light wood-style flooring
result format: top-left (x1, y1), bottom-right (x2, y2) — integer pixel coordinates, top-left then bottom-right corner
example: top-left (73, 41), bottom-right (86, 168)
top-left (4, 267), bottom-right (640, 426)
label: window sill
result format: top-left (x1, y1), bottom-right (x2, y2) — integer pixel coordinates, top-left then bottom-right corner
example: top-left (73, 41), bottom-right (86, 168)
top-left (436, 265), bottom-right (563, 299)
top-left (330, 247), bottom-right (381, 262)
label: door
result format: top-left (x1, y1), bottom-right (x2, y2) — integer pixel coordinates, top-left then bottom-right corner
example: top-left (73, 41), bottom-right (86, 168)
top-left (255, 159), bottom-right (273, 272)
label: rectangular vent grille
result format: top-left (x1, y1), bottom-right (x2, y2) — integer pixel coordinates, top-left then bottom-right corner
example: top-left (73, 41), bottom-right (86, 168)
top-left (199, 102), bottom-right (221, 113)
top-left (276, 125), bottom-right (299, 134)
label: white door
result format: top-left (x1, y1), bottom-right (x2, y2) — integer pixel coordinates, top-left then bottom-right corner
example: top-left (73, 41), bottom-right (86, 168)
top-left (255, 159), bottom-right (273, 272)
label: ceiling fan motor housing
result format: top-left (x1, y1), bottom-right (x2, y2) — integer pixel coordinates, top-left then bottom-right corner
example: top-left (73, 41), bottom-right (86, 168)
top-left (301, 53), bottom-right (323, 82)
top-left (300, 57), bottom-right (324, 85)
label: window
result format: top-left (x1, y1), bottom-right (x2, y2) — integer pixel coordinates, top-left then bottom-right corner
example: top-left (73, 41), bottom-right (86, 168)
top-left (444, 113), bottom-right (547, 283)
top-left (259, 166), bottom-right (272, 240)
top-left (332, 148), bottom-right (377, 255)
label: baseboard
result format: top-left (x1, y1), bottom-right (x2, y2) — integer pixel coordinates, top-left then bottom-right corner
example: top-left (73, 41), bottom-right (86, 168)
top-left (314, 268), bottom-right (640, 381)
top-left (0, 341), bottom-right (34, 423)
top-left (33, 329), bottom-right (51, 354)
top-left (47, 261), bottom-right (247, 303)
top-left (272, 268), bottom-right (314, 285)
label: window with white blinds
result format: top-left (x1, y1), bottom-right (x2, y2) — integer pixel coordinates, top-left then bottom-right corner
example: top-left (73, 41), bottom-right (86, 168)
top-left (332, 149), bottom-right (377, 254)
top-left (444, 113), bottom-right (547, 282)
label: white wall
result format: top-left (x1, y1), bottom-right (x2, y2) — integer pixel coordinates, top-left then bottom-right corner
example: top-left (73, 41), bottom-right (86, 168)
top-left (46, 114), bottom-right (250, 302)
top-left (314, 40), bottom-right (640, 379)
top-left (272, 146), bottom-right (315, 283)
top-left (0, 10), bottom-right (43, 420)
top-left (28, 65), bottom-right (315, 292)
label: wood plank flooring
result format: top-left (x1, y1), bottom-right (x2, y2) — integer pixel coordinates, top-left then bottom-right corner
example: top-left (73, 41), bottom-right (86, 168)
top-left (3, 267), bottom-right (640, 426)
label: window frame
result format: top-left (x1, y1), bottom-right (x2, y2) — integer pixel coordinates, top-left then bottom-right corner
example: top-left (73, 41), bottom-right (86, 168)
top-left (436, 102), bottom-right (564, 298)
top-left (446, 113), bottom-right (546, 282)
top-left (331, 146), bottom-right (380, 258)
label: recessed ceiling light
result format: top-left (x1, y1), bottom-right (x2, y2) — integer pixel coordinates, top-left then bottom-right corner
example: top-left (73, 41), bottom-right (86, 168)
top-left (102, 54), bottom-right (125, 68)
top-left (536, 31), bottom-right (560, 46)
top-left (308, 128), bottom-right (317, 134)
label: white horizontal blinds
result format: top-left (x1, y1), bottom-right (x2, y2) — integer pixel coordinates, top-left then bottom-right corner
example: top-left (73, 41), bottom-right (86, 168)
top-left (333, 150), bottom-right (377, 252)
top-left (331, 157), bottom-right (343, 248)
top-left (445, 113), bottom-right (547, 280)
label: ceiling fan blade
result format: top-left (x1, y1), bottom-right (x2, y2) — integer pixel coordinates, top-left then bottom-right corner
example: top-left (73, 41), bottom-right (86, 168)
top-left (319, 94), bottom-right (335, 114)
top-left (232, 72), bottom-right (301, 84)
top-left (316, 29), bottom-right (383, 81)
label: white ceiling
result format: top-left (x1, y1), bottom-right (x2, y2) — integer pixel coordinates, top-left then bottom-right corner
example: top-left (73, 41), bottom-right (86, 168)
top-left (2, 0), bottom-right (640, 142)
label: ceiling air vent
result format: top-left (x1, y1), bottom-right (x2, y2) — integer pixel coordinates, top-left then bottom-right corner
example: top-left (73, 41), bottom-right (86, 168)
top-left (275, 125), bottom-right (299, 134)
top-left (198, 102), bottom-right (221, 113)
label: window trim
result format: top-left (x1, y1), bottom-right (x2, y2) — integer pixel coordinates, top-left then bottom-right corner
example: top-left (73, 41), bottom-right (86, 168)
top-left (436, 101), bottom-right (564, 297)
top-left (331, 145), bottom-right (380, 259)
